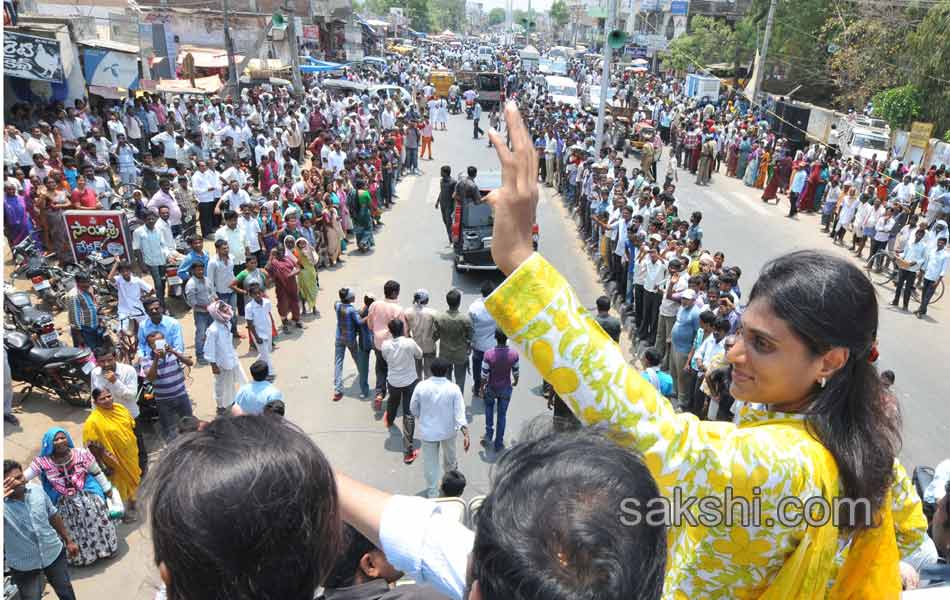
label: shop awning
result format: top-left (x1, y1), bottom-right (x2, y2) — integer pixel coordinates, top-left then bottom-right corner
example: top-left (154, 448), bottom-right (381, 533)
top-left (300, 59), bottom-right (345, 74)
top-left (177, 45), bottom-right (245, 69)
top-left (154, 74), bottom-right (222, 95)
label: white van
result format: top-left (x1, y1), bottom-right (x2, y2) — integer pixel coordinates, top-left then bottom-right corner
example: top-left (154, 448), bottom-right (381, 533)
top-left (544, 75), bottom-right (579, 107)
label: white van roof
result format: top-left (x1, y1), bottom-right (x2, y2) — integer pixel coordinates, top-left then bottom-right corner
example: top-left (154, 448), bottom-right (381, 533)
top-left (544, 75), bottom-right (576, 87)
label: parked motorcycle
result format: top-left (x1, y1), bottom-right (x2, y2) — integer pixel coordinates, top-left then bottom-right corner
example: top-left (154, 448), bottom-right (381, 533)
top-left (4, 329), bottom-right (92, 408)
top-left (9, 237), bottom-right (76, 310)
top-left (3, 284), bottom-right (54, 338)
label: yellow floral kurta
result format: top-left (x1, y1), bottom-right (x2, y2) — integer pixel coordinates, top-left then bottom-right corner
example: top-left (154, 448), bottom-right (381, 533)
top-left (485, 254), bottom-right (914, 599)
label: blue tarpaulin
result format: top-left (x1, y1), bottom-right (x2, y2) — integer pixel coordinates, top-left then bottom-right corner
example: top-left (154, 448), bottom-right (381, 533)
top-left (299, 58), bottom-right (345, 74)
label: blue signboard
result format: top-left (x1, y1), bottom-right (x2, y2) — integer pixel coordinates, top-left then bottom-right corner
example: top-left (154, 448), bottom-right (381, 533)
top-left (625, 45), bottom-right (648, 59)
top-left (671, 0), bottom-right (689, 15)
top-left (641, 0), bottom-right (660, 11)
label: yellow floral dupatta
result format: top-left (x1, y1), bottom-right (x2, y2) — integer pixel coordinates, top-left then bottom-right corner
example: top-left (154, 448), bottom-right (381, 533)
top-left (748, 419), bottom-right (901, 600)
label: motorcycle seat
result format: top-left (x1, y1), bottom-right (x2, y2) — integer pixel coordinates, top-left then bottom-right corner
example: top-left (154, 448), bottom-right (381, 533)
top-left (20, 306), bottom-right (52, 327)
top-left (4, 330), bottom-right (33, 352)
top-left (27, 345), bottom-right (90, 366)
top-left (6, 291), bottom-right (33, 309)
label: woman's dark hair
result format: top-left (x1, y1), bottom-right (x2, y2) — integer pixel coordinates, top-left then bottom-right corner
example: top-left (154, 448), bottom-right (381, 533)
top-left (144, 416), bottom-right (341, 599)
top-left (748, 250), bottom-right (899, 530)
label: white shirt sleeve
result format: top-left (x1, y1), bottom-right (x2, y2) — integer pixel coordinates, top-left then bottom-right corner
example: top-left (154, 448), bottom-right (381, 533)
top-left (379, 494), bottom-right (474, 600)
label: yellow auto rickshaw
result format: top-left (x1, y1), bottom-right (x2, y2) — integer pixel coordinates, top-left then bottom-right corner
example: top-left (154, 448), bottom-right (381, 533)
top-left (429, 70), bottom-right (455, 98)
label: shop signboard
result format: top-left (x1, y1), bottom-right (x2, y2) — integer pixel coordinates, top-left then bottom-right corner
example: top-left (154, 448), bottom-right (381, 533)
top-left (63, 210), bottom-right (132, 263)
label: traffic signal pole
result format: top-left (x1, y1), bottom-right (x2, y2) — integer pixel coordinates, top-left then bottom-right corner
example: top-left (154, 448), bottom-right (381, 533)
top-left (594, 0), bottom-right (617, 157)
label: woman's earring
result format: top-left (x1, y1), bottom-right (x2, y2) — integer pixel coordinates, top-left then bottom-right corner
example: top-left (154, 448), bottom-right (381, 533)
top-left (819, 377), bottom-right (827, 389)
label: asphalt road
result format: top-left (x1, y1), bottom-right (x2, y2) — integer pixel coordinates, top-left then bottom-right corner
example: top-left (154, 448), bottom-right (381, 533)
top-left (4, 110), bottom-right (946, 597)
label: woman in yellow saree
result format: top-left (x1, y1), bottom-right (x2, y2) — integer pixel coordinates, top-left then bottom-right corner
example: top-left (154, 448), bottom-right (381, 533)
top-left (478, 103), bottom-right (916, 599)
top-left (83, 388), bottom-right (141, 519)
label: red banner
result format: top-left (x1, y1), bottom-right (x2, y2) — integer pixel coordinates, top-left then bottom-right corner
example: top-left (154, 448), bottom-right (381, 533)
top-left (63, 210), bottom-right (132, 263)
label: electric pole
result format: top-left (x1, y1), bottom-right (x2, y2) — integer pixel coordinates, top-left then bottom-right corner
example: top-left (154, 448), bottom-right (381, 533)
top-left (223, 0), bottom-right (239, 95)
top-left (594, 0), bottom-right (617, 157)
top-left (284, 0), bottom-right (304, 96)
top-left (749, 0), bottom-right (776, 106)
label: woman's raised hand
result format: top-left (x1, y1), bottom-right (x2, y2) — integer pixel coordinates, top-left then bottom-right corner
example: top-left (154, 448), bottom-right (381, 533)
top-left (484, 102), bottom-right (539, 276)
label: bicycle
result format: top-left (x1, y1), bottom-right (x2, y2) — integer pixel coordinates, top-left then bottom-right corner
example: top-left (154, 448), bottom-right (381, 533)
top-left (864, 250), bottom-right (944, 305)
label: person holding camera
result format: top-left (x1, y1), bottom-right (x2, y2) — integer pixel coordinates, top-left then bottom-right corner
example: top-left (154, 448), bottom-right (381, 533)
top-left (140, 330), bottom-right (194, 442)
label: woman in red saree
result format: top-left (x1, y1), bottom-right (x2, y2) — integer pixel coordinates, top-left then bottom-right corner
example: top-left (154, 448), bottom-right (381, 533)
top-left (265, 237), bottom-right (302, 333)
top-left (762, 152), bottom-right (792, 203)
top-left (258, 151), bottom-right (280, 195)
top-left (725, 138), bottom-right (739, 177)
top-left (796, 161), bottom-right (821, 213)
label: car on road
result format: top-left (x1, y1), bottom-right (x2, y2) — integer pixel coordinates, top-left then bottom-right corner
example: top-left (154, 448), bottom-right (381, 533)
top-left (544, 75), bottom-right (579, 107)
top-left (451, 173), bottom-right (539, 272)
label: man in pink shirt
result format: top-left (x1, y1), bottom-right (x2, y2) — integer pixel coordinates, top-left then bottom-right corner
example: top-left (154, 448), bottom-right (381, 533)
top-left (147, 177), bottom-right (183, 235)
top-left (366, 279), bottom-right (410, 409)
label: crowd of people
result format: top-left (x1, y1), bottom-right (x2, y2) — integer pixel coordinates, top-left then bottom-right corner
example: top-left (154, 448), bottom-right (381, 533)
top-left (4, 36), bottom-right (948, 600)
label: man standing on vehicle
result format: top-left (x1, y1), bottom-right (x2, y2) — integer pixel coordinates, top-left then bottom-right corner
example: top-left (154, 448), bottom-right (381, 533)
top-left (434, 165), bottom-right (457, 243)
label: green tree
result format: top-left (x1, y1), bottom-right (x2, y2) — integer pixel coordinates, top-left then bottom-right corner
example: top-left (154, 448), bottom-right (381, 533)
top-left (431, 0), bottom-right (466, 32)
top-left (550, 0), bottom-right (570, 27)
top-left (825, 17), bottom-right (911, 110)
top-left (406, 0), bottom-right (431, 32)
top-left (871, 85), bottom-right (922, 129)
top-left (488, 7), bottom-right (506, 26)
top-left (907, 0), bottom-right (950, 134)
top-left (664, 16), bottom-right (737, 72)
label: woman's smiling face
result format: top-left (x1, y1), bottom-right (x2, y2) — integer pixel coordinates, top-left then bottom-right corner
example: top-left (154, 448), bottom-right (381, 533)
top-left (727, 299), bottom-right (826, 410)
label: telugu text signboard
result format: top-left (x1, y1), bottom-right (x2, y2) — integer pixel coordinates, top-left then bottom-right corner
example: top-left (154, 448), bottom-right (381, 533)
top-left (3, 31), bottom-right (64, 82)
top-left (63, 211), bottom-right (132, 264)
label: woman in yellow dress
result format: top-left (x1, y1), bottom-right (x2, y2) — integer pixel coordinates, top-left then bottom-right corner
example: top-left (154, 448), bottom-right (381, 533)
top-left (83, 388), bottom-right (141, 520)
top-left (294, 237), bottom-right (320, 316)
top-left (476, 103), bottom-right (923, 598)
top-left (754, 149), bottom-right (771, 189)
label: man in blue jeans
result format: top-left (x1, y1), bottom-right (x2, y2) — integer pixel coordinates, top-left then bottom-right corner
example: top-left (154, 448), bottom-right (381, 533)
top-left (333, 287), bottom-right (369, 401)
top-left (479, 329), bottom-right (519, 452)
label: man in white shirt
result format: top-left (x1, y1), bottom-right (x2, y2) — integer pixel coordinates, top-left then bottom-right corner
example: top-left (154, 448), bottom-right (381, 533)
top-left (109, 260), bottom-right (151, 324)
top-left (133, 211), bottom-right (170, 308)
top-left (467, 281), bottom-right (497, 400)
top-left (891, 175), bottom-right (915, 208)
top-left (216, 180), bottom-right (251, 216)
top-left (893, 227), bottom-right (929, 311)
top-left (219, 161), bottom-right (248, 189)
top-left (203, 300), bottom-right (246, 414)
top-left (656, 258), bottom-right (687, 371)
top-left (244, 283), bottom-right (275, 377)
top-left (238, 204), bottom-right (263, 263)
top-left (636, 241), bottom-right (668, 346)
top-left (207, 239), bottom-right (239, 336)
top-left (151, 123), bottom-right (179, 168)
top-left (411, 358), bottom-right (469, 498)
top-left (192, 161), bottom-right (221, 239)
top-left (381, 319), bottom-right (423, 464)
top-left (327, 142), bottom-right (347, 174)
top-left (90, 346), bottom-right (149, 475)
top-left (870, 206), bottom-right (896, 269)
top-left (917, 236), bottom-right (948, 318)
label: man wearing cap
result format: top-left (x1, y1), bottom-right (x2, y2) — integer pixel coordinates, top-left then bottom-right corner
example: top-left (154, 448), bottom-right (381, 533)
top-left (670, 288), bottom-right (701, 409)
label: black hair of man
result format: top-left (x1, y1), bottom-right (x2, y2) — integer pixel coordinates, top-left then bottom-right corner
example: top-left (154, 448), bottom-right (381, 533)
top-left (470, 422), bottom-right (666, 600)
top-left (480, 280), bottom-right (495, 298)
top-left (446, 288), bottom-right (461, 310)
top-left (713, 316), bottom-right (732, 333)
top-left (4, 459), bottom-right (22, 476)
top-left (467, 166), bottom-right (477, 178)
top-left (249, 360), bottom-right (269, 382)
top-left (214, 238), bottom-right (229, 250)
top-left (387, 318), bottom-right (404, 338)
top-left (596, 295), bottom-right (611, 313)
top-left (440, 469), bottom-right (466, 497)
top-left (383, 280), bottom-right (400, 300)
top-left (441, 165), bottom-right (452, 177)
top-left (263, 400), bottom-right (285, 417)
top-left (323, 524), bottom-right (378, 589)
top-left (223, 210), bottom-right (237, 222)
top-left (494, 329), bottom-right (508, 346)
top-left (431, 358), bottom-right (451, 378)
top-left (699, 310), bottom-right (717, 325)
top-left (643, 347), bottom-right (662, 367)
